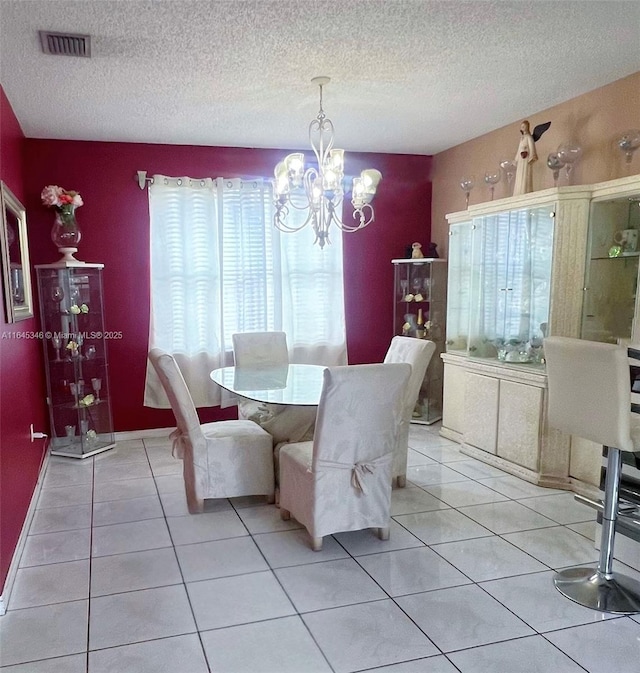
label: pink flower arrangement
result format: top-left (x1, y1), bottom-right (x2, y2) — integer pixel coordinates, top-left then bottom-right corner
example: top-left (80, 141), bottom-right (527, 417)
top-left (41, 185), bottom-right (84, 210)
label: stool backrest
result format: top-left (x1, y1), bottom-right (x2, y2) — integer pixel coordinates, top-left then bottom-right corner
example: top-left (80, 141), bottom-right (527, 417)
top-left (544, 336), bottom-right (633, 452)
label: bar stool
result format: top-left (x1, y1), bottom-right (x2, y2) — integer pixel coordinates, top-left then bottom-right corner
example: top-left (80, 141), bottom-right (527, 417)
top-left (544, 336), bottom-right (640, 614)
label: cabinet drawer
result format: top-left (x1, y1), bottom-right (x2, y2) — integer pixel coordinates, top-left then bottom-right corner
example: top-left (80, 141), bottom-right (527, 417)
top-left (463, 372), bottom-right (498, 453)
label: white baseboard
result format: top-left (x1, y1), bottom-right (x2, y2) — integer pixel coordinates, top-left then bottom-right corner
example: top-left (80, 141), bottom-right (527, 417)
top-left (0, 451), bottom-right (50, 615)
top-left (114, 427), bottom-right (175, 441)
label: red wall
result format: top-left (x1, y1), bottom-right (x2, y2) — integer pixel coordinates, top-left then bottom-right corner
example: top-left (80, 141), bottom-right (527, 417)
top-left (0, 87), bottom-right (49, 589)
top-left (24, 140), bottom-right (433, 432)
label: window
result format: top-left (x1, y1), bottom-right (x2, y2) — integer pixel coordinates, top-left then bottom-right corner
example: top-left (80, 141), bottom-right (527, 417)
top-left (144, 175), bottom-right (346, 407)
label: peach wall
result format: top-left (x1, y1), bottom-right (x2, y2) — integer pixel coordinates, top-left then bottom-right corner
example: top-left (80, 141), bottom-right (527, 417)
top-left (431, 71), bottom-right (640, 258)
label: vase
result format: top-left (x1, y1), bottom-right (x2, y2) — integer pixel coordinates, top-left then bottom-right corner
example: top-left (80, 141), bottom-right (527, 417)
top-left (51, 207), bottom-right (81, 263)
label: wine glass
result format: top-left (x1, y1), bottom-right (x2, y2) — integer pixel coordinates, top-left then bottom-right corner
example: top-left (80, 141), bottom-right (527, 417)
top-left (557, 143), bottom-right (582, 182)
top-left (50, 285), bottom-right (63, 302)
top-left (459, 176), bottom-right (475, 207)
top-left (69, 286), bottom-right (80, 310)
top-left (483, 171), bottom-right (501, 200)
top-left (50, 285), bottom-right (64, 313)
top-left (91, 377), bottom-right (102, 401)
top-left (399, 279), bottom-right (408, 301)
top-left (51, 334), bottom-right (62, 362)
top-left (546, 153), bottom-right (565, 187)
top-left (617, 129), bottom-right (640, 168)
top-left (499, 160), bottom-right (516, 195)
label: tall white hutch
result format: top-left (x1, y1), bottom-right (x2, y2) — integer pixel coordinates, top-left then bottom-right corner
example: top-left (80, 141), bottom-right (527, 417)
top-left (441, 174), bottom-right (640, 499)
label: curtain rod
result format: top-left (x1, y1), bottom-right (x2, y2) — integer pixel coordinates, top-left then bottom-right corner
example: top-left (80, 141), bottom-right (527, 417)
top-left (135, 171), bottom-right (269, 191)
top-left (136, 171), bottom-right (154, 190)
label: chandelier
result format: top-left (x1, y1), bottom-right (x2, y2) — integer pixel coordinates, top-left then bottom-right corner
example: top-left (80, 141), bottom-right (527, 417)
top-left (273, 76), bottom-right (382, 248)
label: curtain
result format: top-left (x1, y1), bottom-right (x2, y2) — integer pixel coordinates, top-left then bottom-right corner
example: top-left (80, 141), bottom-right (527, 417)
top-left (144, 175), bottom-right (347, 408)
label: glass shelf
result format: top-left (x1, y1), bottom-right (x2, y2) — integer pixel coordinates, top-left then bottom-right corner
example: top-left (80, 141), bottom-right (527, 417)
top-left (591, 252), bottom-right (640, 260)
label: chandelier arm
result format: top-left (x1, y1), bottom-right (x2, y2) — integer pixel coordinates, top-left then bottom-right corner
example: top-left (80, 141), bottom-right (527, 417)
top-left (274, 201), bottom-right (314, 233)
top-left (333, 204), bottom-right (375, 232)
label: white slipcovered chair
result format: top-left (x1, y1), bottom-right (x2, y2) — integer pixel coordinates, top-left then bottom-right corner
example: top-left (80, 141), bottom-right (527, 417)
top-left (232, 331), bottom-right (316, 445)
top-left (544, 336), bottom-right (640, 613)
top-left (148, 348), bottom-right (274, 513)
top-left (383, 336), bottom-right (436, 487)
top-left (279, 362), bottom-right (411, 551)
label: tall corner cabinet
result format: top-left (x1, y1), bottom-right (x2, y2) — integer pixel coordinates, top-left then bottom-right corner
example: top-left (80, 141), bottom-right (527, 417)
top-left (392, 258), bottom-right (447, 424)
top-left (440, 174), bottom-right (640, 498)
top-left (36, 261), bottom-right (115, 459)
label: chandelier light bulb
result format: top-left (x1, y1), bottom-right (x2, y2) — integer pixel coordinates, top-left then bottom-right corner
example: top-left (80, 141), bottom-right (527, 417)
top-left (272, 77), bottom-right (382, 247)
top-left (362, 169), bottom-right (382, 193)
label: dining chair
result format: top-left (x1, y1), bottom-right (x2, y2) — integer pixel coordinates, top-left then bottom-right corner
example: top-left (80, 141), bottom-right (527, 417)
top-left (279, 362), bottom-right (411, 551)
top-left (148, 348), bottom-right (274, 513)
top-left (232, 331), bottom-right (316, 444)
top-left (232, 331), bottom-right (289, 368)
top-left (544, 336), bottom-right (640, 613)
top-left (384, 336), bottom-right (436, 487)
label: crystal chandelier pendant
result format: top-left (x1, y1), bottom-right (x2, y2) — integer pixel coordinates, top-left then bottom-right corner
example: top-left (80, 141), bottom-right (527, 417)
top-left (273, 77), bottom-right (382, 248)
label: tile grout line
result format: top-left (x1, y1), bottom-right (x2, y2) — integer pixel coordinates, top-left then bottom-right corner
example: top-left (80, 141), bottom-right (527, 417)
top-left (143, 437), bottom-right (214, 673)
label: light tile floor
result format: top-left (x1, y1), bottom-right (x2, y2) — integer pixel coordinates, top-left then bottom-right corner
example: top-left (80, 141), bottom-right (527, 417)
top-left (2, 424), bottom-right (640, 672)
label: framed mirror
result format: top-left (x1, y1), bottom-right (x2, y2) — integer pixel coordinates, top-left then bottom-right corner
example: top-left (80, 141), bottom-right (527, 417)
top-left (0, 181), bottom-right (33, 322)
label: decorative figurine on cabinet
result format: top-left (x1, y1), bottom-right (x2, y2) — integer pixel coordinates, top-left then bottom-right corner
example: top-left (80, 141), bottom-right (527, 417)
top-left (411, 242), bottom-right (425, 259)
top-left (513, 120), bottom-right (551, 196)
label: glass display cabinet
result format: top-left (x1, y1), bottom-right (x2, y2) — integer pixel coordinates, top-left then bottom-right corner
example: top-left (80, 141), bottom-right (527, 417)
top-left (442, 176), bottom-right (640, 496)
top-left (446, 205), bottom-right (554, 363)
top-left (441, 185), bottom-right (595, 490)
top-left (581, 192), bottom-right (640, 343)
top-left (36, 262), bottom-right (115, 458)
top-left (392, 258), bottom-right (447, 424)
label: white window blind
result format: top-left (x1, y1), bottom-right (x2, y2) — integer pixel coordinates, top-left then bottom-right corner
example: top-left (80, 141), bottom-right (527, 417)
top-left (144, 175), bottom-right (347, 408)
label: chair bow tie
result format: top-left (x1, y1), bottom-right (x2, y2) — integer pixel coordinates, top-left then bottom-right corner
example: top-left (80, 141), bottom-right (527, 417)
top-left (317, 452), bottom-right (392, 495)
top-left (169, 428), bottom-right (187, 459)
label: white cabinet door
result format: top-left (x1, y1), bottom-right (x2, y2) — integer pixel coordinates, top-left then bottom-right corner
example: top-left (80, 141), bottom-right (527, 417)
top-left (463, 372), bottom-right (499, 453)
top-left (497, 380), bottom-right (542, 471)
top-left (442, 362), bottom-right (466, 434)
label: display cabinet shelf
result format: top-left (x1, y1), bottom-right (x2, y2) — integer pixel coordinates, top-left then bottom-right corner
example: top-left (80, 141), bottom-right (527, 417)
top-left (36, 262), bottom-right (115, 459)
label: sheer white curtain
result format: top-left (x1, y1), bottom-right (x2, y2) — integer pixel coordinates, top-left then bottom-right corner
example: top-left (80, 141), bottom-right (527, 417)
top-left (144, 175), bottom-right (346, 408)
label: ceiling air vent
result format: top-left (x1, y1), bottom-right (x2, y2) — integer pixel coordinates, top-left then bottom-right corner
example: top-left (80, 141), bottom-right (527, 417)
top-left (39, 31), bottom-right (91, 57)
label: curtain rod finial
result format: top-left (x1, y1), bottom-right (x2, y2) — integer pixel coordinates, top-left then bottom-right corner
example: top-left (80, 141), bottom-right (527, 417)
top-left (136, 171), bottom-right (147, 190)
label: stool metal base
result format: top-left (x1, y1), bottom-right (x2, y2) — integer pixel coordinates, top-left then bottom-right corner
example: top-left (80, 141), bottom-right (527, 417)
top-left (554, 566), bottom-right (640, 614)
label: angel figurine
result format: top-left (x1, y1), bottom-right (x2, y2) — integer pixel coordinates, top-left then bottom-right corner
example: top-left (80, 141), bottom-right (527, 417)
top-left (513, 120), bottom-right (551, 195)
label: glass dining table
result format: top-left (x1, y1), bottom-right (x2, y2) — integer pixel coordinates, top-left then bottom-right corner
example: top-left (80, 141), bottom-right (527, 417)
top-left (210, 363), bottom-right (325, 406)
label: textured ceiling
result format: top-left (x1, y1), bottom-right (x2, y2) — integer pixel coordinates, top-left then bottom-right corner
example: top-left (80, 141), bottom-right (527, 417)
top-left (0, 0), bottom-right (638, 155)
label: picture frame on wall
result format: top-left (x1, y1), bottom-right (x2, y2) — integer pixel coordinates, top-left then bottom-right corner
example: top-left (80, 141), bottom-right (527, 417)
top-left (0, 181), bottom-right (33, 322)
